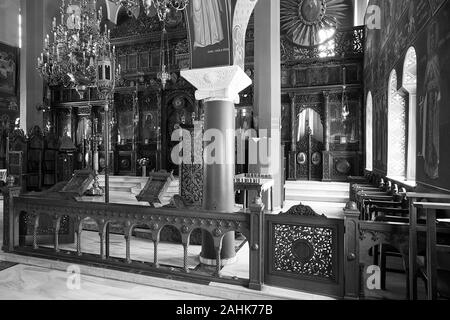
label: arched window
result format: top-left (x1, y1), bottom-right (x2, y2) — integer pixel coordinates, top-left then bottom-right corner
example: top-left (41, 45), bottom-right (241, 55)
top-left (387, 70), bottom-right (407, 179)
top-left (402, 47), bottom-right (417, 182)
top-left (366, 92), bottom-right (373, 171)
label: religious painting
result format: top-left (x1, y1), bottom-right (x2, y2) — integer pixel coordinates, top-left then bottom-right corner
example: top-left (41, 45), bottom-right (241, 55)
top-left (118, 111), bottom-right (134, 144)
top-left (297, 152), bottom-right (307, 165)
top-left (141, 111), bottom-right (158, 144)
top-left (429, 0), bottom-right (447, 14)
top-left (186, 0), bottom-right (234, 69)
top-left (420, 20), bottom-right (441, 180)
top-left (0, 42), bottom-right (19, 96)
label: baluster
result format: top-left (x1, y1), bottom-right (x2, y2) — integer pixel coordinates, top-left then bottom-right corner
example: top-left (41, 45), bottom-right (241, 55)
top-left (153, 239), bottom-right (159, 268)
top-left (125, 235), bottom-right (131, 264)
top-left (214, 243), bottom-right (223, 278)
top-left (183, 243), bottom-right (189, 273)
top-left (99, 232), bottom-right (105, 260)
top-left (76, 231), bottom-right (82, 256)
top-left (33, 214), bottom-right (40, 250)
top-left (54, 217), bottom-right (61, 253)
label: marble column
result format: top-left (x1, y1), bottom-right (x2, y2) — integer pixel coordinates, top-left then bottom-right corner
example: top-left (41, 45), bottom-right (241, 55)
top-left (254, 0), bottom-right (282, 209)
top-left (20, 0), bottom-right (44, 132)
top-left (181, 66), bottom-right (252, 266)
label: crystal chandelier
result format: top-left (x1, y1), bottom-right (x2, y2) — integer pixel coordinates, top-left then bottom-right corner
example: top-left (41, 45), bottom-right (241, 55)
top-left (37, 0), bottom-right (114, 99)
top-left (110, 0), bottom-right (189, 21)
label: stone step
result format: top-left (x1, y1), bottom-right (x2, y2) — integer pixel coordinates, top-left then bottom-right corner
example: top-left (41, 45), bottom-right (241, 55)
top-left (285, 189), bottom-right (349, 198)
top-left (285, 181), bottom-right (349, 192)
top-left (285, 180), bottom-right (349, 186)
top-left (285, 192), bottom-right (348, 204)
top-left (285, 185), bottom-right (348, 193)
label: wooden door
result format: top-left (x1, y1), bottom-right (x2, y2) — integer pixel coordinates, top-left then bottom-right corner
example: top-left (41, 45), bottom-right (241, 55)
top-left (295, 108), bottom-right (324, 181)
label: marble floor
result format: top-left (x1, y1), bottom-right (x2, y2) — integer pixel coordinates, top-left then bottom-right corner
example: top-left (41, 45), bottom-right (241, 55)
top-left (42, 231), bottom-right (204, 271)
top-left (40, 230), bottom-right (250, 278)
top-left (0, 264), bottom-right (220, 300)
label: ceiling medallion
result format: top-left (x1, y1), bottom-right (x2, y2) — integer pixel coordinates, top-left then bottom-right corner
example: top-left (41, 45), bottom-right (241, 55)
top-left (281, 0), bottom-right (348, 47)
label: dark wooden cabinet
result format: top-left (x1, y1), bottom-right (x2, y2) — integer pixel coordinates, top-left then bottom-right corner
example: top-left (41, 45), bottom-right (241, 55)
top-left (57, 153), bottom-right (74, 182)
top-left (323, 151), bottom-right (362, 182)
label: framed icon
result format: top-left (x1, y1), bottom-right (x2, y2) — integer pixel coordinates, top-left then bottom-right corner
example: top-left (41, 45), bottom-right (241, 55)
top-left (312, 152), bottom-right (322, 166)
top-left (297, 152), bottom-right (307, 165)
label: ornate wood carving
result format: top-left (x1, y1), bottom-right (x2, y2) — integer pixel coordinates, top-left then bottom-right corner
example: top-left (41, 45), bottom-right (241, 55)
top-left (282, 203), bottom-right (326, 218)
top-left (281, 27), bottom-right (365, 62)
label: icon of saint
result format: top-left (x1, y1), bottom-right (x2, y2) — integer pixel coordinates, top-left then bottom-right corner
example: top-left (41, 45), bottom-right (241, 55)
top-left (421, 22), bottom-right (441, 179)
top-left (191, 0), bottom-right (225, 48)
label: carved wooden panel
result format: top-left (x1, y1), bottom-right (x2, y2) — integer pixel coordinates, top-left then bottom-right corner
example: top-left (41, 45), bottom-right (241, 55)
top-left (265, 215), bottom-right (344, 297)
top-left (179, 124), bottom-right (203, 206)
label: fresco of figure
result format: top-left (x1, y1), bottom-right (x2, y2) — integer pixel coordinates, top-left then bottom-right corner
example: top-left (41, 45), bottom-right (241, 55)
top-left (422, 21), bottom-right (441, 180)
top-left (192, 0), bottom-right (225, 48)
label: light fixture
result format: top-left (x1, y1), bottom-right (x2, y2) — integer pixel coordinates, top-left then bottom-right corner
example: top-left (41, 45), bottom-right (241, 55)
top-left (341, 66), bottom-right (350, 120)
top-left (157, 23), bottom-right (171, 90)
top-left (37, 0), bottom-right (114, 99)
top-left (95, 28), bottom-right (120, 204)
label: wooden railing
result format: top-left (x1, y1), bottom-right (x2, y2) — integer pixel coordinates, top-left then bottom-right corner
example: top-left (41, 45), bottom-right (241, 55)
top-left (2, 185), bottom-right (264, 290)
top-left (2, 184), bottom-right (352, 297)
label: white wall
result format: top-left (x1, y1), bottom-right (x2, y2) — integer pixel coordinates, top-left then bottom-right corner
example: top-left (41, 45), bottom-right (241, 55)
top-left (0, 0), bottom-right (20, 46)
top-left (353, 0), bottom-right (369, 26)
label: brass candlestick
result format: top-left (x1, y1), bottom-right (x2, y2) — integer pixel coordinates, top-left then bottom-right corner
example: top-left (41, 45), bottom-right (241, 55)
top-left (86, 119), bottom-right (104, 197)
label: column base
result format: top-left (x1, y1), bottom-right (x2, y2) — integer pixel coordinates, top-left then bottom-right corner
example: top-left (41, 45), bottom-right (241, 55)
top-left (199, 255), bottom-right (237, 267)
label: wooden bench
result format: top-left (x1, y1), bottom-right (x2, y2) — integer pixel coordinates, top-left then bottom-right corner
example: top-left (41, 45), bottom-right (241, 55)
top-left (411, 201), bottom-right (450, 300)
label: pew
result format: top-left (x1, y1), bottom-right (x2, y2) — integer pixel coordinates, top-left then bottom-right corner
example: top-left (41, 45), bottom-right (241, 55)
top-left (408, 194), bottom-right (450, 300)
top-left (412, 202), bottom-right (450, 299)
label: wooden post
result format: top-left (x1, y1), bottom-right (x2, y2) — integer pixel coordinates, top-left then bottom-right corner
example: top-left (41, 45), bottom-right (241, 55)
top-left (426, 208), bottom-right (437, 300)
top-left (248, 202), bottom-right (264, 291)
top-left (323, 91), bottom-right (330, 152)
top-left (2, 177), bottom-right (21, 252)
top-left (344, 201), bottom-right (361, 299)
top-left (409, 197), bottom-right (418, 300)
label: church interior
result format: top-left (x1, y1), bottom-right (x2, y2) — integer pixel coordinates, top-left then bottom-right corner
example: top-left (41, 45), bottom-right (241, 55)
top-left (0, 0), bottom-right (450, 301)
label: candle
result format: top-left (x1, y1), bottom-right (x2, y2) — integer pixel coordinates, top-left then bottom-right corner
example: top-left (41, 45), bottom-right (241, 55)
top-left (53, 17), bottom-right (57, 29)
top-left (93, 151), bottom-right (99, 171)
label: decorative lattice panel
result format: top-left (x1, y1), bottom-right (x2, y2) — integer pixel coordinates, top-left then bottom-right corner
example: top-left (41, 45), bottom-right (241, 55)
top-left (272, 223), bottom-right (335, 280)
top-left (388, 71), bottom-right (407, 177)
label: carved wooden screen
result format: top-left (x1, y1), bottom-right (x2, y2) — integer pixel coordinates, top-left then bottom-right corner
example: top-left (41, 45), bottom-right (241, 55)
top-left (179, 123), bottom-right (203, 206)
top-left (8, 151), bottom-right (24, 188)
top-left (43, 134), bottom-right (59, 186)
top-left (264, 213), bottom-right (344, 298)
top-left (27, 127), bottom-right (44, 190)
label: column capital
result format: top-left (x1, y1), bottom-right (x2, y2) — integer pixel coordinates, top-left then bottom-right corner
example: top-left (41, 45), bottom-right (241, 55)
top-left (181, 65), bottom-right (252, 104)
